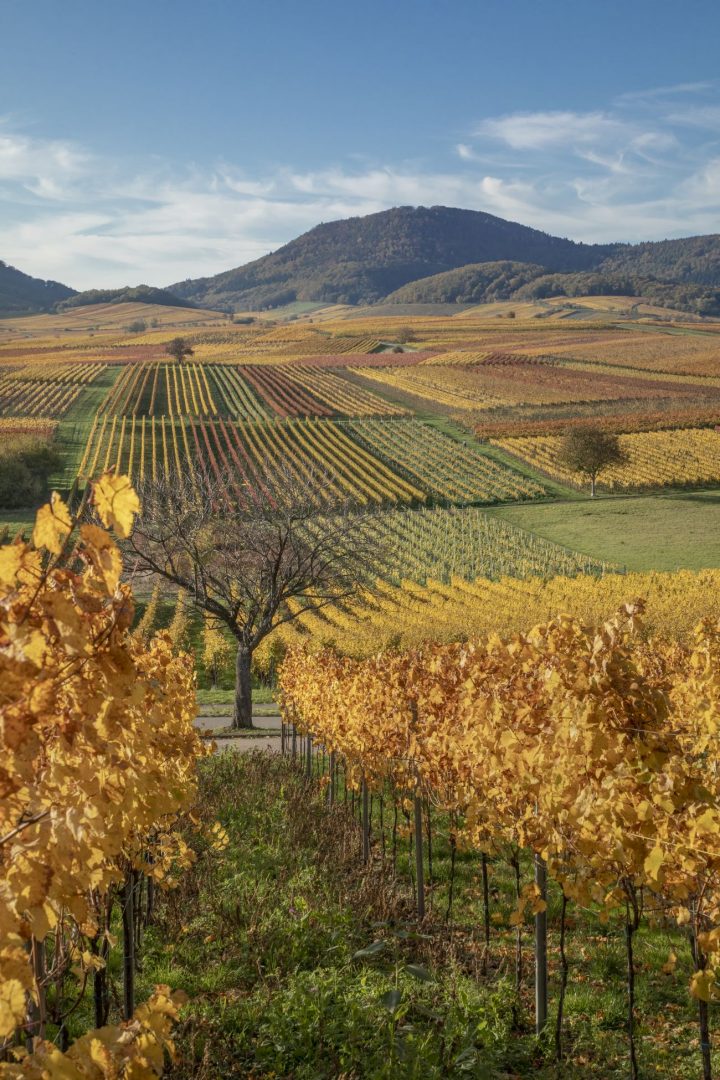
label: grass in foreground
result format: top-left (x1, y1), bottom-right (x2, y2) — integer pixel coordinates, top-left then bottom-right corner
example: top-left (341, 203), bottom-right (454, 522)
top-left (490, 489), bottom-right (720, 571)
top-left (141, 754), bottom-right (519, 1078)
top-left (139, 752), bottom-right (716, 1078)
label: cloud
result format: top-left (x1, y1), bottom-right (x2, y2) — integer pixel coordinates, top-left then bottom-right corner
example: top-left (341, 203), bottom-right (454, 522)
top-left (4, 84), bottom-right (720, 290)
top-left (0, 131), bottom-right (90, 199)
top-left (478, 110), bottom-right (631, 151)
top-left (615, 81), bottom-right (716, 104)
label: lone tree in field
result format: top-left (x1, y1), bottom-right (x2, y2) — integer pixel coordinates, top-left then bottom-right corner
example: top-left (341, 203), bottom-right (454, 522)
top-left (126, 469), bottom-right (380, 729)
top-left (165, 337), bottom-right (194, 363)
top-left (559, 427), bottom-right (628, 497)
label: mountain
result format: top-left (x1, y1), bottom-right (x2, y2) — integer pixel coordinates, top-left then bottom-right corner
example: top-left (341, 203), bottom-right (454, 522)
top-left (169, 206), bottom-right (619, 310)
top-left (56, 284), bottom-right (195, 311)
top-left (0, 260), bottom-right (76, 315)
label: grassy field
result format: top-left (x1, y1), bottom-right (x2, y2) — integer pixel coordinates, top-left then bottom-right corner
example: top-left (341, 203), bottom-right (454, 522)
top-left (490, 490), bottom-right (720, 571)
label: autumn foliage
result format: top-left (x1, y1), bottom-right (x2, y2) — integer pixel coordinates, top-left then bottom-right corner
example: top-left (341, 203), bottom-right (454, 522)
top-left (0, 474), bottom-right (203, 1074)
top-left (279, 605), bottom-right (720, 1006)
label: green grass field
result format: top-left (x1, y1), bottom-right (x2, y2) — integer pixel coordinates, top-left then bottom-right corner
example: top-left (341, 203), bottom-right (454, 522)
top-left (490, 490), bottom-right (720, 572)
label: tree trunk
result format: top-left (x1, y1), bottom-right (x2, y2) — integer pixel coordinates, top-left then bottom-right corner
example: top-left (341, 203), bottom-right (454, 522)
top-left (232, 644), bottom-right (254, 729)
top-left (590, 473), bottom-right (596, 497)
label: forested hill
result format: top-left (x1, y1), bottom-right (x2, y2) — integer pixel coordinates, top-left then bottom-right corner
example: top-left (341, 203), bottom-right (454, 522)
top-left (385, 259), bottom-right (720, 316)
top-left (0, 260), bottom-right (76, 315)
top-left (168, 205), bottom-right (618, 310)
top-left (56, 285), bottom-right (195, 311)
top-left (599, 234), bottom-right (720, 284)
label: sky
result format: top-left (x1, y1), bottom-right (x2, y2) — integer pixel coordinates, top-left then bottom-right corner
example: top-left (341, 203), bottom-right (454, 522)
top-left (2, 0), bottom-right (720, 289)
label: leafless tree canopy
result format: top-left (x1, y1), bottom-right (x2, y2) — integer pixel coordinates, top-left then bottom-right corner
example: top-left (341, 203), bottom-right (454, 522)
top-left (125, 465), bottom-right (384, 727)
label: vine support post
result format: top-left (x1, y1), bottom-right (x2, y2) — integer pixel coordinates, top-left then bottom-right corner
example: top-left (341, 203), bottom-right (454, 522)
top-left (535, 853), bottom-right (548, 1035)
top-left (121, 872), bottom-right (136, 1020)
top-left (291, 723), bottom-right (297, 762)
top-left (690, 905), bottom-right (713, 1080)
top-left (414, 790), bottom-right (425, 920)
top-left (280, 720), bottom-right (286, 755)
top-left (362, 776), bottom-right (370, 863)
top-left (328, 751), bottom-right (336, 806)
top-left (482, 852), bottom-right (491, 968)
top-left (306, 733), bottom-right (312, 779)
top-left (555, 891), bottom-right (569, 1061)
top-left (625, 892), bottom-right (640, 1080)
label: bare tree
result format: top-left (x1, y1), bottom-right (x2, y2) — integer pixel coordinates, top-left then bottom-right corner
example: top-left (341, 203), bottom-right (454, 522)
top-left (125, 468), bottom-right (381, 729)
top-left (165, 337), bottom-right (194, 364)
top-left (558, 427), bottom-right (628, 497)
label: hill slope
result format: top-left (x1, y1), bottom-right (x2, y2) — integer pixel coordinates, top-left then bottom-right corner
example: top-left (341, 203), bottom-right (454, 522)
top-left (169, 205), bottom-right (618, 310)
top-left (0, 261), bottom-right (76, 315)
top-left (599, 234), bottom-right (720, 285)
top-left (56, 284), bottom-right (195, 311)
top-left (386, 260), bottom-right (720, 316)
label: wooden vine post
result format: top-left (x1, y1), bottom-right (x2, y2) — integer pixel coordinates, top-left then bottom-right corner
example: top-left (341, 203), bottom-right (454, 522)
top-left (414, 788), bottom-right (425, 920)
top-left (361, 777), bottom-right (370, 863)
top-left (535, 853), bottom-right (548, 1034)
top-left (328, 750), bottom-right (336, 806)
top-left (121, 872), bottom-right (135, 1020)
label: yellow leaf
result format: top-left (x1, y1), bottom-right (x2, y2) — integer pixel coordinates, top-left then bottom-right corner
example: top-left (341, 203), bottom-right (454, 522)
top-left (661, 951), bottom-right (677, 975)
top-left (691, 969), bottom-right (714, 1002)
top-left (644, 844), bottom-right (664, 882)
top-left (0, 542), bottom-right (24, 587)
top-left (93, 473), bottom-right (140, 538)
top-left (80, 524), bottom-right (123, 594)
top-left (0, 978), bottom-right (27, 1039)
top-left (32, 493), bottom-right (72, 555)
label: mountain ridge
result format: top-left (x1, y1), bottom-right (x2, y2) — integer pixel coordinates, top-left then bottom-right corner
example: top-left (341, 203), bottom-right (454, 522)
top-left (168, 205), bottom-right (620, 310)
top-left (167, 205), bottom-right (720, 317)
top-left (6, 205), bottom-right (720, 318)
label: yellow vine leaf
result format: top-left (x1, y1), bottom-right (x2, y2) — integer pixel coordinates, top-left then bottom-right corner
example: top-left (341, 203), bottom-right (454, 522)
top-left (690, 970), bottom-right (715, 1002)
top-left (0, 978), bottom-right (26, 1041)
top-left (643, 844), bottom-right (665, 882)
top-left (32, 493), bottom-right (73, 555)
top-left (93, 473), bottom-right (140, 538)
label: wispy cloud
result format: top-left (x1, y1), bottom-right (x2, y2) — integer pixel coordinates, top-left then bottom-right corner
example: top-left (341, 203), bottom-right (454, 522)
top-left (477, 111), bottom-right (631, 151)
top-left (3, 83), bottom-right (720, 290)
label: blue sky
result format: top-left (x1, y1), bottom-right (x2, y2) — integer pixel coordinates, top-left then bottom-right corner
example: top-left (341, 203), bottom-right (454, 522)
top-left (2, 0), bottom-right (720, 288)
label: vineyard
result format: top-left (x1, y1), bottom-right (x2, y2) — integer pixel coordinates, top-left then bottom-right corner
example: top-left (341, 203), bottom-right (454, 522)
top-left (77, 416), bottom-right (426, 506)
top-left (358, 360), bottom-right (720, 411)
top-left (0, 374), bottom-right (88, 418)
top-left (495, 428), bottom-right (720, 491)
top-left (347, 419), bottom-right (548, 503)
top-left (94, 361), bottom-right (406, 419)
top-left (258, 566), bottom-right (720, 664)
top-left (367, 505), bottom-right (614, 582)
top-left (279, 600), bottom-right (720, 1079)
top-left (3, 305), bottom-right (720, 1076)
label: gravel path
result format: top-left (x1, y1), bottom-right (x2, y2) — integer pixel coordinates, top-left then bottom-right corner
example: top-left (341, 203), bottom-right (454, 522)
top-left (213, 734), bottom-right (281, 754)
top-left (195, 707), bottom-right (282, 753)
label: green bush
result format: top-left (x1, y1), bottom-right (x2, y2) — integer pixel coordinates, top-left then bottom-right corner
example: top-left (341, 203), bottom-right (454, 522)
top-left (0, 439), bottom-right (62, 509)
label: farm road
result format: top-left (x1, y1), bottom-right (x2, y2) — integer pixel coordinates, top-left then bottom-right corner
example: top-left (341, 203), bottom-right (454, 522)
top-left (195, 708), bottom-right (282, 754)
